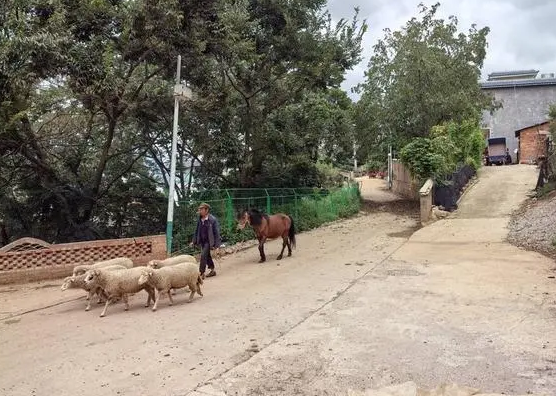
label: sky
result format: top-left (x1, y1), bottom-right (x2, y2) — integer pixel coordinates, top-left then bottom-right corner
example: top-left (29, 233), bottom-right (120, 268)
top-left (328, 0), bottom-right (556, 100)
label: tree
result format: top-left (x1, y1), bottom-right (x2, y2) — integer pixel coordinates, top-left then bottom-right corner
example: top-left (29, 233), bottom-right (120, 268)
top-left (0, 0), bottom-right (367, 243)
top-left (355, 2), bottom-right (498, 159)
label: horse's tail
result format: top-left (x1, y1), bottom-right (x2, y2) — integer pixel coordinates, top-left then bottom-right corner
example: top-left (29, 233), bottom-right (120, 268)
top-left (288, 215), bottom-right (296, 249)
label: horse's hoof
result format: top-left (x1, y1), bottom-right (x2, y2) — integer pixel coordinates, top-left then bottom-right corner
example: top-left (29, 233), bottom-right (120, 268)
top-left (276, 256), bottom-right (283, 260)
top-left (258, 259), bottom-right (265, 263)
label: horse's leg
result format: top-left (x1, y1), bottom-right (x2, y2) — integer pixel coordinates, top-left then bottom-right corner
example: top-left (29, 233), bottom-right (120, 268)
top-left (286, 221), bottom-right (293, 256)
top-left (277, 235), bottom-right (287, 260)
top-left (287, 236), bottom-right (292, 257)
top-left (258, 236), bottom-right (267, 263)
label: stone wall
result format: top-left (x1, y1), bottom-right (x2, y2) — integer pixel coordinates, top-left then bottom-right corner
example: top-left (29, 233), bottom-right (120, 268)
top-left (392, 160), bottom-right (419, 200)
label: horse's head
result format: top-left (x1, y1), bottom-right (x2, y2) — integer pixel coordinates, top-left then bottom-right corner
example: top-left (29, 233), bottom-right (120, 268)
top-left (236, 210), bottom-right (250, 230)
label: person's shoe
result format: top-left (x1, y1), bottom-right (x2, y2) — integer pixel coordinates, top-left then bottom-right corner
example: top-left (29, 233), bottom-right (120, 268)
top-left (206, 269), bottom-right (216, 277)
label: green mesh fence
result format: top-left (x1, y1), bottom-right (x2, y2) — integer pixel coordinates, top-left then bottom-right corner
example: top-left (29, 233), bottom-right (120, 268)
top-left (171, 183), bottom-right (361, 254)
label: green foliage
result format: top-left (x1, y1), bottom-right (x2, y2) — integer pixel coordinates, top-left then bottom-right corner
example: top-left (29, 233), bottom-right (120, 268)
top-left (400, 119), bottom-right (485, 183)
top-left (535, 182), bottom-right (556, 199)
top-left (315, 161), bottom-right (346, 188)
top-left (548, 104), bottom-right (556, 180)
top-left (399, 138), bottom-right (447, 184)
top-left (354, 2), bottom-right (499, 163)
top-left (0, 0), bottom-right (366, 243)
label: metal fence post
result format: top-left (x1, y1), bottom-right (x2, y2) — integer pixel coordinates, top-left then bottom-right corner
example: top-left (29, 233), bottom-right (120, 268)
top-left (292, 188), bottom-right (299, 221)
top-left (265, 189), bottom-right (271, 214)
top-left (225, 189), bottom-right (233, 231)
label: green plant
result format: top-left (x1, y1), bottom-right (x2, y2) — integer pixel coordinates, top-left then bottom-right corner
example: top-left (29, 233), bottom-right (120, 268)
top-left (399, 137), bottom-right (447, 184)
top-left (400, 119), bottom-right (485, 184)
top-left (535, 181), bottom-right (556, 199)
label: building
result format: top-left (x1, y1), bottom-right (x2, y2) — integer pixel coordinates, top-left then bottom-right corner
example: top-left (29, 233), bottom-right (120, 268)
top-left (514, 121), bottom-right (551, 164)
top-left (480, 69), bottom-right (556, 163)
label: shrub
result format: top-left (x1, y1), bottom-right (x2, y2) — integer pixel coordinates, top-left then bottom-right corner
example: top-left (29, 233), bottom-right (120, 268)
top-left (400, 119), bottom-right (485, 183)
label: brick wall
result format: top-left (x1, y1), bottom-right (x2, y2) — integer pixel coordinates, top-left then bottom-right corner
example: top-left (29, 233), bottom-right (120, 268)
top-left (0, 235), bottom-right (167, 285)
top-left (392, 160), bottom-right (419, 200)
top-left (518, 126), bottom-right (549, 164)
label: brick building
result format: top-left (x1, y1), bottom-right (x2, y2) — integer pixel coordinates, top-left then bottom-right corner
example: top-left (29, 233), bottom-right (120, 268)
top-left (480, 70), bottom-right (556, 163)
top-left (514, 121), bottom-right (551, 164)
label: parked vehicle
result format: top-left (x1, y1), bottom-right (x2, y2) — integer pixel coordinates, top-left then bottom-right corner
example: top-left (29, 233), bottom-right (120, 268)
top-left (487, 137), bottom-right (511, 165)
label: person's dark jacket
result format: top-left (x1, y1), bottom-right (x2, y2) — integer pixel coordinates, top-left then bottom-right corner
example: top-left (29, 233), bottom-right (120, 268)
top-left (192, 214), bottom-right (222, 248)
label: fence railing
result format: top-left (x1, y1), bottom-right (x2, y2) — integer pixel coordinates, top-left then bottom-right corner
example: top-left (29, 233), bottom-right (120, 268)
top-left (171, 183), bottom-right (360, 254)
top-left (433, 164), bottom-right (476, 211)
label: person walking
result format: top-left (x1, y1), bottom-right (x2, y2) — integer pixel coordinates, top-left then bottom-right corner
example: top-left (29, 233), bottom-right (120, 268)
top-left (190, 203), bottom-right (221, 278)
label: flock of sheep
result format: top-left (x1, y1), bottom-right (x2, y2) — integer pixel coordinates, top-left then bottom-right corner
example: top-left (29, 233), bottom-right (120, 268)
top-left (60, 255), bottom-right (203, 317)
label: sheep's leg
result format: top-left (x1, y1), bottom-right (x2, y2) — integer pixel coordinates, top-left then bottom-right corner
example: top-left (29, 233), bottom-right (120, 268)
top-left (152, 290), bottom-right (162, 311)
top-left (187, 288), bottom-right (195, 302)
top-left (85, 290), bottom-right (95, 311)
top-left (100, 297), bottom-right (113, 317)
top-left (196, 283), bottom-right (203, 297)
top-left (122, 294), bottom-right (129, 311)
top-left (167, 289), bottom-right (174, 306)
top-left (96, 288), bottom-right (106, 304)
top-left (142, 287), bottom-right (153, 308)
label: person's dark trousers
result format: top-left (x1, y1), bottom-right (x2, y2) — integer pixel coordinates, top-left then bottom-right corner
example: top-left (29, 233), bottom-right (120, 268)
top-left (199, 242), bottom-right (215, 276)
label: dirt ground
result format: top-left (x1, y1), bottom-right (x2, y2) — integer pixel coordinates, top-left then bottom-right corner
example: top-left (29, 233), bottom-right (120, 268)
top-left (1, 170), bottom-right (555, 396)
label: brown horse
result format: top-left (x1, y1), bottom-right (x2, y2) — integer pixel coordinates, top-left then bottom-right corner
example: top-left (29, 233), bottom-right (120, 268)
top-left (237, 209), bottom-right (296, 263)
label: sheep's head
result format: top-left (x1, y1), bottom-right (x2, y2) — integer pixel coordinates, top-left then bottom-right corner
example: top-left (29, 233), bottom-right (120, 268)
top-left (138, 269), bottom-right (153, 285)
top-left (84, 269), bottom-right (100, 285)
top-left (61, 276), bottom-right (74, 291)
top-left (147, 260), bottom-right (161, 269)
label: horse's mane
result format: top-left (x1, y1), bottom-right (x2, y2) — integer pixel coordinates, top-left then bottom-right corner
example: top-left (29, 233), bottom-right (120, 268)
top-left (248, 208), bottom-right (269, 226)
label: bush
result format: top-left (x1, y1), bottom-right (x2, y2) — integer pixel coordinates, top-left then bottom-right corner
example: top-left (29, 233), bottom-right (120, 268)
top-left (399, 137), bottom-right (447, 184)
top-left (400, 119), bottom-right (485, 184)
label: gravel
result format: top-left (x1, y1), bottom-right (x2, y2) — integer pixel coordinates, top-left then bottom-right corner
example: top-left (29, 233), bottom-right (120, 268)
top-left (507, 191), bottom-right (556, 260)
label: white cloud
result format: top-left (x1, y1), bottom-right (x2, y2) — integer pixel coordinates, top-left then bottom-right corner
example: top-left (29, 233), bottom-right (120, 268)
top-left (328, 0), bottom-right (556, 100)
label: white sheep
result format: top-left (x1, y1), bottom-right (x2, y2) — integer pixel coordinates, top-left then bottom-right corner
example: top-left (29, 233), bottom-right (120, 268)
top-left (61, 264), bottom-right (127, 311)
top-left (84, 266), bottom-right (156, 317)
top-left (147, 254), bottom-right (197, 269)
top-left (147, 254), bottom-right (198, 295)
top-left (72, 257), bottom-right (134, 276)
top-left (138, 262), bottom-right (203, 311)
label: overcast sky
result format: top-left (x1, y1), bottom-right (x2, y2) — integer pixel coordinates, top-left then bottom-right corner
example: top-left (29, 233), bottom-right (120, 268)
top-left (329, 0), bottom-right (556, 100)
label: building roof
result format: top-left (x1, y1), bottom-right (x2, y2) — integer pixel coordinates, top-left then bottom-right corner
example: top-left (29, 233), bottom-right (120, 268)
top-left (514, 121), bottom-right (551, 138)
top-left (487, 69), bottom-right (539, 80)
top-left (480, 77), bottom-right (556, 89)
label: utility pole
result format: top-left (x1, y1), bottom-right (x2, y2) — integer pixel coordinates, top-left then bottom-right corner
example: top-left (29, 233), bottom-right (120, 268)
top-left (165, 55), bottom-right (181, 254)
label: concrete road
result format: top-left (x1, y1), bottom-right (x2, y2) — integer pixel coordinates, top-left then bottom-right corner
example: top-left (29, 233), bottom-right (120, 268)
top-left (0, 166), bottom-right (554, 396)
